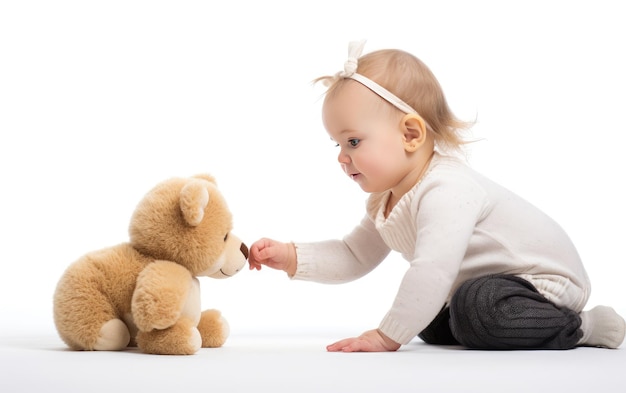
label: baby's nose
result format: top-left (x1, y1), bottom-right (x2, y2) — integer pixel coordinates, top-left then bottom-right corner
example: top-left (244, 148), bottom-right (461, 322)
top-left (337, 150), bottom-right (351, 164)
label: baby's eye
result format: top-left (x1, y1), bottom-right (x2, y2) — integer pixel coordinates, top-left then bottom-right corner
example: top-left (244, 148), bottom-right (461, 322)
top-left (348, 138), bottom-right (360, 147)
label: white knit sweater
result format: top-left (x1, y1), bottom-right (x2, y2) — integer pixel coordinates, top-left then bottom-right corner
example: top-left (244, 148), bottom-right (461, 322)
top-left (293, 152), bottom-right (591, 345)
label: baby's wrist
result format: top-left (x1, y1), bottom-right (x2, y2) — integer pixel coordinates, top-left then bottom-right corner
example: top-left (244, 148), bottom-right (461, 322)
top-left (376, 329), bottom-right (401, 350)
top-left (285, 242), bottom-right (297, 277)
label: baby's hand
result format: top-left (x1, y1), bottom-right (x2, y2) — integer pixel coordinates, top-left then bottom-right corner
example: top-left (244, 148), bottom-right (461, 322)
top-left (326, 329), bottom-right (401, 352)
top-left (248, 238), bottom-right (296, 276)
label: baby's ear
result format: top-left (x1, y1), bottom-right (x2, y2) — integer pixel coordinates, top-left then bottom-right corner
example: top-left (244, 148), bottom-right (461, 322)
top-left (401, 114), bottom-right (427, 153)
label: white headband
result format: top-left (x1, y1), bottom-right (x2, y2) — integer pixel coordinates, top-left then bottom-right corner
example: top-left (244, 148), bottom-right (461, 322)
top-left (334, 40), bottom-right (418, 115)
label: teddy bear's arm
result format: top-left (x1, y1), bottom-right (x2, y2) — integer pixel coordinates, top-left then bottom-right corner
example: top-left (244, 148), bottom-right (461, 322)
top-left (131, 261), bottom-right (197, 332)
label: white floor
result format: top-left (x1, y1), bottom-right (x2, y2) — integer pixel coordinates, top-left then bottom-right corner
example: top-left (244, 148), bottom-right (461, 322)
top-left (2, 328), bottom-right (624, 393)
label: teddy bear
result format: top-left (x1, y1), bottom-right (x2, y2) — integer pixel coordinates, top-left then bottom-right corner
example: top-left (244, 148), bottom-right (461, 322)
top-left (53, 174), bottom-right (248, 355)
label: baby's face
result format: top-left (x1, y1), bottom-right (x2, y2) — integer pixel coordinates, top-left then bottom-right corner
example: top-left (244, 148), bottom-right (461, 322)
top-left (322, 81), bottom-right (412, 193)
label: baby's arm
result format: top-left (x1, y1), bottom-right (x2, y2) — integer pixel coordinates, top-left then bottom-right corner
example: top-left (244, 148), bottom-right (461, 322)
top-left (380, 177), bottom-right (488, 345)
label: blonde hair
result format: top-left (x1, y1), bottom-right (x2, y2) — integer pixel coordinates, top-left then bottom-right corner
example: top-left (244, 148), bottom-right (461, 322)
top-left (315, 49), bottom-right (472, 153)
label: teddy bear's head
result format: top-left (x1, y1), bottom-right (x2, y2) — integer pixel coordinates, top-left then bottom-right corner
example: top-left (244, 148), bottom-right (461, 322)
top-left (128, 174), bottom-right (247, 278)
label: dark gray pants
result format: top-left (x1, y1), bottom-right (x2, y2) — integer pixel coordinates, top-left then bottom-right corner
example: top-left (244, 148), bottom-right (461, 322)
top-left (418, 274), bottom-right (582, 349)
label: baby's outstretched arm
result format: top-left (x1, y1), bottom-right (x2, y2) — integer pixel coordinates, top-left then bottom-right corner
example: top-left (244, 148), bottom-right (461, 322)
top-left (248, 238), bottom-right (297, 276)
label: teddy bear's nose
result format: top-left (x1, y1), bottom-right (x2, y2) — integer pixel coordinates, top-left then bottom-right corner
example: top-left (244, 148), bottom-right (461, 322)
top-left (240, 242), bottom-right (249, 259)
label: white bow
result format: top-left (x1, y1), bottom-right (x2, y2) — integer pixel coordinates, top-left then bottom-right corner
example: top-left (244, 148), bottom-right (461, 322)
top-left (339, 40), bottom-right (367, 77)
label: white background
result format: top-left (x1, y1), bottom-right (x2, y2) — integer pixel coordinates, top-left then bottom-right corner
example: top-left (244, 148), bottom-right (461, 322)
top-left (1, 0), bottom-right (624, 339)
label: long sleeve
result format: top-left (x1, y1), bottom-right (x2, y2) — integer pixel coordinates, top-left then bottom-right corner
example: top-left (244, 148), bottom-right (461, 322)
top-left (292, 216), bottom-right (391, 284)
top-left (377, 174), bottom-right (489, 344)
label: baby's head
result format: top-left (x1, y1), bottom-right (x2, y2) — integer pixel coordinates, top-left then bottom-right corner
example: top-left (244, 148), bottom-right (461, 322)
top-left (317, 42), bottom-right (469, 153)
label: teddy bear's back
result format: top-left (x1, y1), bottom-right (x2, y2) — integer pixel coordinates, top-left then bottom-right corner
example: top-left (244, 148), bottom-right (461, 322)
top-left (53, 243), bottom-right (150, 350)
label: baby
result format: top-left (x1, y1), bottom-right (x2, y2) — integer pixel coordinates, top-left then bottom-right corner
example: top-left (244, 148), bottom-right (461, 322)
top-left (248, 41), bottom-right (626, 352)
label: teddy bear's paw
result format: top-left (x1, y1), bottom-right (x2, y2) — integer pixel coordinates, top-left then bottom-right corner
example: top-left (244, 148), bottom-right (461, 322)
top-left (132, 260), bottom-right (198, 332)
top-left (198, 309), bottom-right (230, 348)
top-left (93, 319), bottom-right (131, 351)
top-left (136, 318), bottom-right (201, 355)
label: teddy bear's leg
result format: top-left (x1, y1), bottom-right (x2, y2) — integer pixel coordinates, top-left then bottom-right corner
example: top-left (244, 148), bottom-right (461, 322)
top-left (198, 309), bottom-right (230, 348)
top-left (136, 317), bottom-right (202, 355)
top-left (94, 319), bottom-right (131, 351)
top-left (54, 277), bottom-right (132, 351)
top-left (57, 316), bottom-right (131, 351)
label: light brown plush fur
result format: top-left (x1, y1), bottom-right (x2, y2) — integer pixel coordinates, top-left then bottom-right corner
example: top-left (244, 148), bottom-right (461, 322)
top-left (53, 174), bottom-right (248, 355)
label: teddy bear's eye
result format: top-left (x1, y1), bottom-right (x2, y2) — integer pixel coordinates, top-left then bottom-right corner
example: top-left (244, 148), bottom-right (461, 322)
top-left (224, 233), bottom-right (229, 242)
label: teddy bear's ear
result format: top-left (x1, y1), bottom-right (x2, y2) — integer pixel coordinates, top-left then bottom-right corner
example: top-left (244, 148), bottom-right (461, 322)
top-left (192, 174), bottom-right (217, 186)
top-left (179, 180), bottom-right (210, 226)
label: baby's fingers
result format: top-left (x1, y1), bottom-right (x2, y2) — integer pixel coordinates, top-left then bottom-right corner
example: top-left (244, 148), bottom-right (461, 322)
top-left (326, 337), bottom-right (357, 352)
top-left (248, 260), bottom-right (262, 270)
